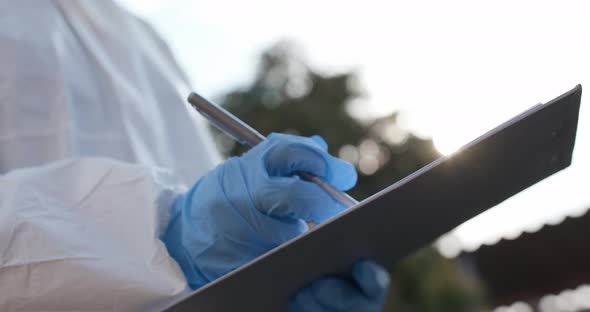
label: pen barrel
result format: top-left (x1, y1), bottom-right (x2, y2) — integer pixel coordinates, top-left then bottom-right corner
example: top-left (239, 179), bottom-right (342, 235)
top-left (188, 93), bottom-right (265, 146)
top-left (297, 171), bottom-right (358, 208)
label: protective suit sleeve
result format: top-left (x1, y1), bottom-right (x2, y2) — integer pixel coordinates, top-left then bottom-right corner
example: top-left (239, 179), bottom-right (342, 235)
top-left (0, 157), bottom-right (189, 312)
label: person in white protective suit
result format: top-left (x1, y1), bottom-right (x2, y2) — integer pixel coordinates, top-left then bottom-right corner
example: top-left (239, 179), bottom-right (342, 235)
top-left (0, 1), bottom-right (391, 311)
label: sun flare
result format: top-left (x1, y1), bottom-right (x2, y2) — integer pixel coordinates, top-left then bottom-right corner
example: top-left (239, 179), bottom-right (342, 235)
top-left (433, 135), bottom-right (467, 156)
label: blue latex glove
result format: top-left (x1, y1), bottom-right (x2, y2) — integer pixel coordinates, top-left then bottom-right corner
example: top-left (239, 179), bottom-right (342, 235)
top-left (289, 261), bottom-right (390, 312)
top-left (162, 133), bottom-right (357, 289)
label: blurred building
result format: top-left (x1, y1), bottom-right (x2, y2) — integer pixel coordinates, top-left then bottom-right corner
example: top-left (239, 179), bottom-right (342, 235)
top-left (459, 207), bottom-right (590, 311)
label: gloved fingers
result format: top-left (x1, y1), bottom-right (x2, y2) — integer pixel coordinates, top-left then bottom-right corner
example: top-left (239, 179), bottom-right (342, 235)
top-left (309, 277), bottom-right (369, 311)
top-left (254, 214), bottom-right (310, 244)
top-left (289, 263), bottom-right (390, 312)
top-left (289, 286), bottom-right (333, 312)
top-left (263, 134), bottom-right (357, 191)
top-left (260, 177), bottom-right (347, 223)
top-left (310, 135), bottom-right (328, 150)
top-left (316, 153), bottom-right (357, 191)
top-left (352, 260), bottom-right (391, 300)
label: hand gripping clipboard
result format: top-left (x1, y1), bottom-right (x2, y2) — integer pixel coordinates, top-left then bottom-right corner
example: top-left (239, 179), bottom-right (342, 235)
top-left (163, 85), bottom-right (582, 312)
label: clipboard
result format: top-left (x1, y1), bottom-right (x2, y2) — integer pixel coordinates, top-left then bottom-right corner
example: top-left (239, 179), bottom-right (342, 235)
top-left (163, 85), bottom-right (582, 311)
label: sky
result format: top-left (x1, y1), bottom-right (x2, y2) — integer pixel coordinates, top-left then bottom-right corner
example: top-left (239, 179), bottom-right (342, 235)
top-left (118, 0), bottom-right (590, 254)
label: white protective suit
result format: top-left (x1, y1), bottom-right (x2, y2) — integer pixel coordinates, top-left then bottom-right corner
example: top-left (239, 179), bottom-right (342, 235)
top-left (0, 1), bottom-right (221, 310)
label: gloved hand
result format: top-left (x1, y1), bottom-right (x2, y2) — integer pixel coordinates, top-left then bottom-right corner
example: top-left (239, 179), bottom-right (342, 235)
top-left (162, 133), bottom-right (357, 289)
top-left (289, 261), bottom-right (390, 312)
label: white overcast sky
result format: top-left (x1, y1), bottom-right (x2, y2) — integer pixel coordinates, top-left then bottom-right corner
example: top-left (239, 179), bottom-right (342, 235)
top-left (118, 0), bottom-right (589, 252)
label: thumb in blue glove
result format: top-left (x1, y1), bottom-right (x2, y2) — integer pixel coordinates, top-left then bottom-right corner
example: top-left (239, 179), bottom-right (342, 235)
top-left (289, 261), bottom-right (391, 312)
top-left (162, 133), bottom-right (357, 289)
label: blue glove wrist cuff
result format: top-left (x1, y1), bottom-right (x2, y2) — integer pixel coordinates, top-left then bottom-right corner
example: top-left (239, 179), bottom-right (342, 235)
top-left (162, 189), bottom-right (210, 289)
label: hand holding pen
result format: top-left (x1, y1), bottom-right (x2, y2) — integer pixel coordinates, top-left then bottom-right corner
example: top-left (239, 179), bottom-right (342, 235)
top-left (187, 92), bottom-right (359, 208)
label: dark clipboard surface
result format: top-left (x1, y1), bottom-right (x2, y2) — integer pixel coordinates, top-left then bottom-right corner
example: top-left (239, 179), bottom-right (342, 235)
top-left (164, 85), bottom-right (582, 312)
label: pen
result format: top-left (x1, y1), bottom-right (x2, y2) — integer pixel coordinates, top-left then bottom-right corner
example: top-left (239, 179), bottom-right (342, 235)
top-left (187, 92), bottom-right (359, 208)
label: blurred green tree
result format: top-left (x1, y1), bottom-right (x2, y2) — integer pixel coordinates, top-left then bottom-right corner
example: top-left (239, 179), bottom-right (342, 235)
top-left (385, 248), bottom-right (485, 311)
top-left (214, 41), bottom-right (486, 311)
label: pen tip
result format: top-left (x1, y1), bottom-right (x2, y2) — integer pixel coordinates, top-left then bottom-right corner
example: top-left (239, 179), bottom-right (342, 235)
top-left (187, 92), bottom-right (198, 103)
